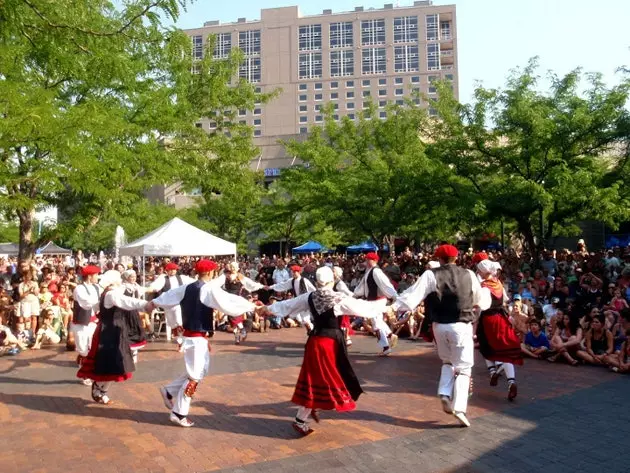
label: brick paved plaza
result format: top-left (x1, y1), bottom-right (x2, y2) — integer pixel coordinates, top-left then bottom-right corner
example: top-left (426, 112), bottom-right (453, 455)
top-left (1, 329), bottom-right (627, 473)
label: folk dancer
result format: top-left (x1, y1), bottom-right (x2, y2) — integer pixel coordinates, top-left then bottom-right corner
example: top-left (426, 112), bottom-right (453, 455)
top-left (152, 260), bottom-right (256, 427)
top-left (333, 266), bottom-right (354, 346)
top-left (390, 245), bottom-right (490, 427)
top-left (260, 266), bottom-right (389, 436)
top-left (354, 252), bottom-right (399, 356)
top-left (121, 269), bottom-right (147, 363)
top-left (147, 262), bottom-right (194, 345)
top-left (77, 271), bottom-right (152, 404)
top-left (267, 265), bottom-right (316, 333)
top-left (215, 261), bottom-right (265, 344)
top-left (475, 259), bottom-right (523, 401)
top-left (71, 265), bottom-right (102, 386)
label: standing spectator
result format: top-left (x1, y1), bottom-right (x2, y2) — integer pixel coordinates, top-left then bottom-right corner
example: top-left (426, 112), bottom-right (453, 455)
top-left (272, 259), bottom-right (290, 286)
top-left (18, 269), bottom-right (40, 333)
top-left (540, 251), bottom-right (559, 277)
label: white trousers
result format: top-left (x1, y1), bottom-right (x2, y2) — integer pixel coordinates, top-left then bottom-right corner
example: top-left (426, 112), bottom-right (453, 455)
top-left (164, 337), bottom-right (210, 417)
top-left (433, 322), bottom-right (474, 414)
top-left (290, 312), bottom-right (312, 326)
top-left (164, 306), bottom-right (183, 330)
top-left (71, 322), bottom-right (97, 357)
top-left (373, 315), bottom-right (392, 349)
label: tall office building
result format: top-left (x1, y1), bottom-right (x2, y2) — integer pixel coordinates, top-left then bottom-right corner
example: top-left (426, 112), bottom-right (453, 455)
top-left (183, 1), bottom-right (457, 180)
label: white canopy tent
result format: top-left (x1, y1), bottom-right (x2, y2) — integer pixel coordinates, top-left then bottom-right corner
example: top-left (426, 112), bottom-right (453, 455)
top-left (119, 217), bottom-right (236, 257)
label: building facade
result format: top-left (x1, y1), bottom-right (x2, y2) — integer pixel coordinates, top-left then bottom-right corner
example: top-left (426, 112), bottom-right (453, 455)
top-left (183, 1), bottom-right (458, 181)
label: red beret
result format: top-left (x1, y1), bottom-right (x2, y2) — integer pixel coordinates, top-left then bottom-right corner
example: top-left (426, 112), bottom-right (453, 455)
top-left (290, 265), bottom-right (302, 272)
top-left (195, 259), bottom-right (218, 273)
top-left (165, 262), bottom-right (179, 271)
top-left (81, 265), bottom-right (101, 277)
top-left (471, 252), bottom-right (489, 265)
top-left (365, 252), bottom-right (380, 262)
top-left (435, 245), bottom-right (459, 259)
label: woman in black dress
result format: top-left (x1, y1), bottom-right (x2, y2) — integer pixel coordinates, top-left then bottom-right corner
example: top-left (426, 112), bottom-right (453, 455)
top-left (121, 269), bottom-right (147, 362)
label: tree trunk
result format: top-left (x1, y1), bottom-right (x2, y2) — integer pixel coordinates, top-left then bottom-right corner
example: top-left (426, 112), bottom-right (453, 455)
top-left (18, 209), bottom-right (36, 263)
top-left (517, 217), bottom-right (536, 256)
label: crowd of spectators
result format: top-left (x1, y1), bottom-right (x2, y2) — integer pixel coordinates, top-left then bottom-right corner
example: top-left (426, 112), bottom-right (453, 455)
top-left (1, 241), bottom-right (629, 374)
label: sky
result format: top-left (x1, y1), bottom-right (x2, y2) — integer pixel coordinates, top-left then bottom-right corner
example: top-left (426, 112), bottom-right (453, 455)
top-left (172, 0), bottom-right (630, 102)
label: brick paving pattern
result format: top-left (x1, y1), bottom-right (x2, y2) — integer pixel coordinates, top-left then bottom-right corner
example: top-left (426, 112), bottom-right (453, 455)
top-left (1, 329), bottom-right (627, 473)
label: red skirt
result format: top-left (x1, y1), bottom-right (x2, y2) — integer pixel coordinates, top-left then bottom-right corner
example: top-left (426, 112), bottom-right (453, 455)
top-left (229, 315), bottom-right (244, 328)
top-left (477, 312), bottom-right (523, 366)
top-left (130, 340), bottom-right (146, 350)
top-left (292, 336), bottom-right (357, 412)
top-left (339, 315), bottom-right (354, 335)
top-left (77, 324), bottom-right (134, 383)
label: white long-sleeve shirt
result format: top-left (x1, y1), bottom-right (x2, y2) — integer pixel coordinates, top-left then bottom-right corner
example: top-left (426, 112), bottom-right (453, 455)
top-left (73, 283), bottom-right (100, 315)
top-left (152, 281), bottom-right (255, 317)
top-left (272, 267), bottom-right (291, 286)
top-left (392, 266), bottom-right (491, 313)
top-left (268, 291), bottom-right (388, 320)
top-left (103, 287), bottom-right (149, 311)
top-left (334, 280), bottom-right (354, 297)
top-left (270, 276), bottom-right (316, 295)
top-left (353, 266), bottom-right (398, 300)
top-left (149, 274), bottom-right (195, 293)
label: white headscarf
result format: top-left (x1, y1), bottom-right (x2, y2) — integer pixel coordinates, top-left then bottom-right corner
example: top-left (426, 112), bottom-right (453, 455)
top-left (477, 260), bottom-right (501, 277)
top-left (100, 270), bottom-right (122, 289)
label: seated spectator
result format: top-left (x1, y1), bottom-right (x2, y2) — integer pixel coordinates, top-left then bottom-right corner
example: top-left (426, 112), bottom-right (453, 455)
top-left (521, 318), bottom-right (550, 359)
top-left (542, 297), bottom-right (560, 328)
top-left (609, 288), bottom-right (629, 312)
top-left (548, 313), bottom-right (583, 366)
top-left (14, 317), bottom-right (33, 347)
top-left (1, 323), bottom-right (28, 354)
top-left (609, 328), bottom-right (630, 373)
top-left (576, 313), bottom-right (614, 366)
top-left (32, 309), bottom-right (61, 349)
top-left (519, 281), bottom-right (537, 303)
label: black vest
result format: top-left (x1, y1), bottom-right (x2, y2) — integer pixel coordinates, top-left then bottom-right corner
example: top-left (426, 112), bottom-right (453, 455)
top-left (366, 268), bottom-right (379, 300)
top-left (307, 293), bottom-right (340, 337)
top-left (180, 280), bottom-right (214, 334)
top-left (224, 278), bottom-right (243, 296)
top-left (72, 283), bottom-right (101, 325)
top-left (160, 274), bottom-right (184, 296)
top-left (430, 265), bottom-right (475, 324)
top-left (289, 277), bottom-right (308, 297)
top-left (123, 285), bottom-right (140, 299)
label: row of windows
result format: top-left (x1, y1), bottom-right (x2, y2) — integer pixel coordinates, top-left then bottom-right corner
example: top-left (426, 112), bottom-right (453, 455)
top-left (299, 44), bottom-right (446, 79)
top-left (299, 75), bottom-right (435, 90)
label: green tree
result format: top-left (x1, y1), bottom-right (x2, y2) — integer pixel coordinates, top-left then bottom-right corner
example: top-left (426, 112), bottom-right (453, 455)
top-left (278, 104), bottom-right (456, 252)
top-left (0, 0), bottom-right (266, 262)
top-left (428, 59), bottom-right (630, 252)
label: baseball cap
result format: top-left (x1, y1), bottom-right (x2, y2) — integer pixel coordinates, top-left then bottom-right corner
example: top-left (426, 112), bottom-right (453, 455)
top-left (513, 294), bottom-right (522, 300)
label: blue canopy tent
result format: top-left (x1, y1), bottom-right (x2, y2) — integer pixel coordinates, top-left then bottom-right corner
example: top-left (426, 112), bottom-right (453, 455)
top-left (346, 241), bottom-right (379, 254)
top-left (292, 240), bottom-right (326, 254)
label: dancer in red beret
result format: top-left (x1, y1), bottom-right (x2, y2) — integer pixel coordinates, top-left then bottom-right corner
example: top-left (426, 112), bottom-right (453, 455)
top-left (267, 264), bottom-right (316, 333)
top-left (391, 244), bottom-right (491, 427)
top-left (354, 252), bottom-right (400, 356)
top-left (71, 265), bottom-right (102, 386)
top-left (151, 259), bottom-right (256, 427)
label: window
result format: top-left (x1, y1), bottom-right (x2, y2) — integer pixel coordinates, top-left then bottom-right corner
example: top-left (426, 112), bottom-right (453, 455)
top-left (346, 91), bottom-right (355, 98)
top-left (363, 101), bottom-right (370, 109)
top-left (239, 120), bottom-right (246, 125)
top-left (195, 122), bottom-right (202, 128)
top-left (362, 79), bottom-right (371, 87)
top-left (254, 108), bottom-right (261, 115)
top-left (379, 100), bottom-right (387, 107)
top-left (379, 78), bottom-right (387, 86)
top-left (299, 94), bottom-right (307, 101)
top-left (314, 104), bottom-right (322, 111)
top-left (429, 107), bottom-right (438, 117)
top-left (238, 109), bottom-right (246, 116)
top-left (330, 50), bottom-right (354, 77)
top-left (346, 80), bottom-right (354, 87)
top-left (333, 114), bottom-right (339, 121)
top-left (393, 16), bottom-right (418, 43)
top-left (361, 19), bottom-right (385, 45)
top-left (363, 90), bottom-right (371, 97)
top-left (348, 113), bottom-right (355, 119)
top-left (331, 81), bottom-right (338, 89)
top-left (299, 52), bottom-right (323, 79)
top-left (396, 99), bottom-right (404, 105)
top-left (426, 14), bottom-right (438, 41)
top-left (299, 24), bottom-right (322, 51)
top-left (299, 83), bottom-right (308, 91)
top-left (379, 89), bottom-right (387, 96)
top-left (300, 127), bottom-right (308, 134)
top-left (347, 102), bottom-right (355, 109)
top-left (253, 118), bottom-right (261, 125)
top-left (362, 48), bottom-right (386, 75)
top-left (395, 77), bottom-right (403, 85)
top-left (333, 103), bottom-right (339, 110)
top-left (395, 88), bottom-right (404, 96)
top-left (394, 45), bottom-right (419, 72)
top-left (213, 32), bottom-right (231, 59)
top-left (254, 129), bottom-right (262, 137)
top-left (379, 111), bottom-right (387, 119)
top-left (428, 75), bottom-right (438, 94)
top-left (441, 21), bottom-right (451, 40)
top-left (411, 75), bottom-right (420, 83)
top-left (314, 93), bottom-right (323, 100)
top-left (192, 35), bottom-right (203, 60)
top-left (209, 121), bottom-right (217, 128)
top-left (445, 74), bottom-right (454, 81)
top-left (330, 21), bottom-right (353, 48)
top-left (239, 30), bottom-right (261, 55)
top-left (331, 92), bottom-right (338, 99)
top-left (315, 82), bottom-right (323, 90)
top-left (255, 87), bottom-right (262, 93)
top-left (239, 57), bottom-right (261, 83)
top-left (299, 105), bottom-right (307, 112)
top-left (315, 115), bottom-right (323, 122)
top-left (300, 116), bottom-right (307, 123)
top-left (427, 43), bottom-right (440, 70)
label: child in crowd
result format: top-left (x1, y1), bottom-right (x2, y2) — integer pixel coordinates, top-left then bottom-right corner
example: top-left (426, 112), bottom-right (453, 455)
top-left (610, 329), bottom-right (630, 373)
top-left (521, 318), bottom-right (551, 359)
top-left (14, 317), bottom-right (33, 347)
top-left (38, 283), bottom-right (53, 311)
top-left (32, 309), bottom-right (61, 349)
